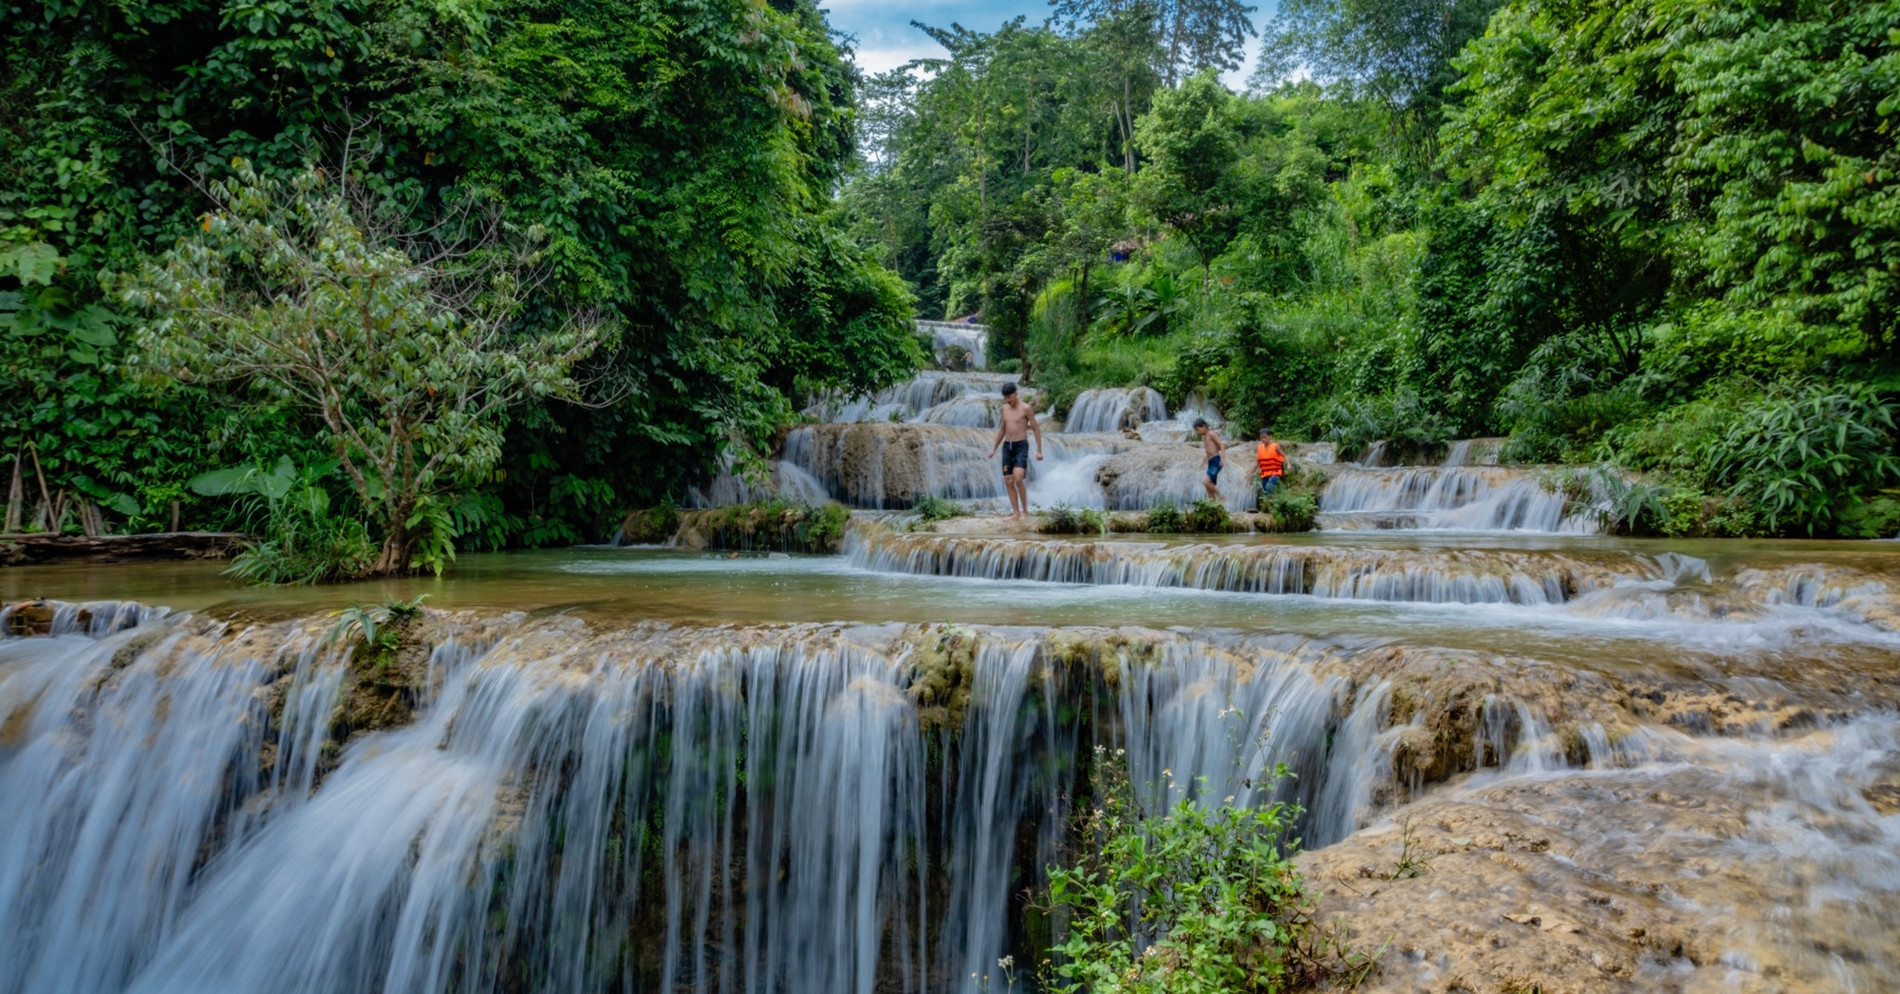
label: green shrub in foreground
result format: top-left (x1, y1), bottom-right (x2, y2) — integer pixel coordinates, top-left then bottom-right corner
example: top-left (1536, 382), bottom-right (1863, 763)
top-left (1040, 503), bottom-right (1109, 536)
top-left (913, 493), bottom-right (969, 523)
top-left (1042, 748), bottom-right (1360, 993)
top-left (1601, 379), bottom-right (1900, 536)
top-left (1183, 499), bottom-right (1233, 533)
top-left (1262, 491), bottom-right (1319, 532)
top-left (1145, 497), bottom-right (1185, 533)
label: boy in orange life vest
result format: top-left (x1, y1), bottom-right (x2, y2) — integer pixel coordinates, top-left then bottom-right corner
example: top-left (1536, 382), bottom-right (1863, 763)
top-left (1255, 427), bottom-right (1286, 499)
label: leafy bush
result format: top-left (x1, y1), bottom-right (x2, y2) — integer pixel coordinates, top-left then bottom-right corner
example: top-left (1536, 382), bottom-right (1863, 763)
top-left (1590, 469), bottom-right (1671, 535)
top-left (1321, 389), bottom-right (1452, 462)
top-left (1042, 747), bottom-right (1351, 994)
top-left (1606, 379), bottom-right (1900, 535)
top-left (1701, 382), bottom-right (1899, 535)
top-left (1183, 498), bottom-right (1233, 533)
top-left (226, 510), bottom-right (378, 586)
top-left (794, 503), bottom-right (850, 551)
top-left (1040, 503), bottom-right (1109, 535)
top-left (992, 359), bottom-right (1023, 375)
top-left (1262, 490), bottom-right (1319, 532)
top-left (913, 493), bottom-right (969, 523)
top-left (191, 457), bottom-right (376, 585)
top-left (124, 162), bottom-right (606, 577)
top-left (1838, 496), bottom-right (1900, 540)
top-left (1092, 271), bottom-right (1190, 338)
top-left (1144, 497), bottom-right (1184, 533)
top-left (1497, 334), bottom-right (1654, 464)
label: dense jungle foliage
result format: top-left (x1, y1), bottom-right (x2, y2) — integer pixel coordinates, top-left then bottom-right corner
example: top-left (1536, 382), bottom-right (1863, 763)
top-left (1, 0), bottom-right (921, 575)
top-left (5, 0), bottom-right (1898, 573)
top-left (845, 0), bottom-right (1900, 538)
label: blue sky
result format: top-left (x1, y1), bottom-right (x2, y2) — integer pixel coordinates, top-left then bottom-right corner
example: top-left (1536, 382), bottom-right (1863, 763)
top-left (821, 0), bottom-right (1279, 85)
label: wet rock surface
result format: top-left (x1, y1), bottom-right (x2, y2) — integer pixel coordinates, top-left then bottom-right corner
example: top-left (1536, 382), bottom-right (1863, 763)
top-left (1303, 734), bottom-right (1900, 993)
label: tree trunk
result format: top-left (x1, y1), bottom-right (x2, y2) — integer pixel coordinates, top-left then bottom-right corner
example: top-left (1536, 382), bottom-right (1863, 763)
top-left (1120, 74), bottom-right (1138, 173)
top-left (4, 454), bottom-right (21, 534)
top-left (373, 513), bottom-right (412, 576)
top-left (1165, 1), bottom-right (1184, 87)
top-left (28, 445), bottom-right (53, 531)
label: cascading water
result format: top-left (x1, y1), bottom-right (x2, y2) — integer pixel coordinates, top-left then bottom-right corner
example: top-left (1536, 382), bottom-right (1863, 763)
top-left (1318, 465), bottom-right (1601, 532)
top-left (758, 365), bottom-right (1602, 524)
top-left (16, 361), bottom-right (1900, 994)
top-left (916, 321), bottom-right (989, 371)
top-left (9, 511), bottom-right (1900, 994)
top-left (807, 372), bottom-right (1022, 427)
top-left (845, 530), bottom-right (1681, 606)
top-left (1062, 387), bottom-right (1168, 434)
top-left (779, 423), bottom-right (1131, 509)
top-left (0, 612), bottom-right (1474, 994)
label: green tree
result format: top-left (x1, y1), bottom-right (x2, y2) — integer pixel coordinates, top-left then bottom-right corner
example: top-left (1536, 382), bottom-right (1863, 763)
top-left (1134, 73), bottom-right (1246, 289)
top-left (2, 0), bottom-right (917, 544)
top-left (1667, 0), bottom-right (1900, 366)
top-left (1052, 0), bottom-right (1260, 87)
top-left (1135, 73), bottom-right (1327, 293)
top-left (1254, 0), bottom-right (1501, 159)
top-left (122, 163), bottom-right (606, 576)
top-left (1043, 750), bottom-right (1330, 994)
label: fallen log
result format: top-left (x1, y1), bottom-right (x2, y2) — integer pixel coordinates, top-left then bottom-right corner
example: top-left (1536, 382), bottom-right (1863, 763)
top-left (0, 532), bottom-right (248, 567)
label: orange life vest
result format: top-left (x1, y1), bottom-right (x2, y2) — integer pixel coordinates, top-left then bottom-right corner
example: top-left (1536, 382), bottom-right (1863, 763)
top-left (1257, 441), bottom-right (1285, 477)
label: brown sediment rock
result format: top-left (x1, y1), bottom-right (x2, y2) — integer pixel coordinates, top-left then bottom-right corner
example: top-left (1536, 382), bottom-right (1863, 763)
top-left (4, 599), bottom-right (58, 636)
top-left (904, 623), bottom-right (979, 730)
top-left (1300, 749), bottom-right (1900, 993)
top-left (1730, 564), bottom-right (1900, 631)
top-left (785, 422), bottom-right (981, 508)
top-left (669, 505), bottom-right (849, 553)
top-left (619, 506), bottom-right (681, 545)
top-left (846, 529), bottom-right (1672, 605)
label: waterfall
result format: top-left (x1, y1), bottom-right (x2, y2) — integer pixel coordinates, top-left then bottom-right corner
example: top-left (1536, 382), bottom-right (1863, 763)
top-left (845, 530), bottom-right (1677, 606)
top-left (8, 594), bottom-right (1900, 991)
top-left (781, 424), bottom-right (1130, 509)
top-left (686, 458), bottom-right (831, 509)
top-left (808, 372), bottom-right (1023, 426)
top-left (1318, 466), bottom-right (1600, 532)
top-left (1063, 388), bottom-right (1167, 434)
top-left (917, 322), bottom-right (989, 371)
top-left (3, 610), bottom-right (1550, 994)
top-left (0, 619), bottom-right (340, 994)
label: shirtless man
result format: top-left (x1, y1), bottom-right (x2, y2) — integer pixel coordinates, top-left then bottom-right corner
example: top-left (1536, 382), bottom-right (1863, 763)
top-left (1193, 418), bottom-right (1230, 501)
top-left (986, 382), bottom-right (1044, 519)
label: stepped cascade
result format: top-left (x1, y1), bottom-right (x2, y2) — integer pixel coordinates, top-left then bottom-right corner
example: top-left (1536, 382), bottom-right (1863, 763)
top-left (916, 321), bottom-right (989, 371)
top-left (5, 541), bottom-right (1900, 993)
top-left (702, 370), bottom-right (1610, 524)
top-left (8, 367), bottom-right (1900, 994)
top-left (1063, 387), bottom-right (1169, 434)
